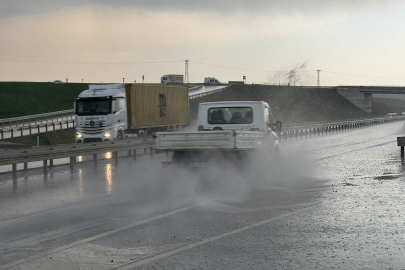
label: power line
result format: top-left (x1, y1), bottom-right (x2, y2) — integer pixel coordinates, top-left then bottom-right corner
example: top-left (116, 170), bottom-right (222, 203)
top-left (0, 58), bottom-right (183, 65)
top-left (322, 70), bottom-right (404, 80)
top-left (191, 61), bottom-right (274, 72)
top-left (1, 57), bottom-right (405, 81)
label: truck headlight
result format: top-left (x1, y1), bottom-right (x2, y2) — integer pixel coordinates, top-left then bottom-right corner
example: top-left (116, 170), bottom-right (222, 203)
top-left (76, 132), bottom-right (82, 138)
top-left (104, 131), bottom-right (111, 138)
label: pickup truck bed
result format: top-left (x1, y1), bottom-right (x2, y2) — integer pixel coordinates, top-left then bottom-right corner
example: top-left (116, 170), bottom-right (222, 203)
top-left (154, 130), bottom-right (271, 150)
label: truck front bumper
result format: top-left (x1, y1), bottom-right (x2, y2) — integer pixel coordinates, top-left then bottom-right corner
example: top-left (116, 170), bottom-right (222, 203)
top-left (76, 130), bottom-right (113, 143)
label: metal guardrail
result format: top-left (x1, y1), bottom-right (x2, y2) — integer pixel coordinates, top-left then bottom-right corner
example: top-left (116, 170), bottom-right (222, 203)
top-left (2, 139), bottom-right (154, 182)
top-left (279, 116), bottom-right (405, 141)
top-left (0, 138), bottom-right (153, 166)
top-left (188, 85), bottom-right (229, 99)
top-left (0, 109), bottom-right (74, 127)
top-left (0, 119), bottom-right (75, 140)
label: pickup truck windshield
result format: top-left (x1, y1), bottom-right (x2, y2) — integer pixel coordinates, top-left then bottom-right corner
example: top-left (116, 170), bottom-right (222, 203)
top-left (208, 107), bottom-right (253, 124)
top-left (76, 97), bottom-right (112, 116)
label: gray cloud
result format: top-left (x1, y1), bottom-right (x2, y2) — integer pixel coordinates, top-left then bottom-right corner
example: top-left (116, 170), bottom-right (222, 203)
top-left (0, 0), bottom-right (401, 18)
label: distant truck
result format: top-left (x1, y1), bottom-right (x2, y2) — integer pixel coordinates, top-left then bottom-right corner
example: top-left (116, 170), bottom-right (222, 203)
top-left (204, 77), bottom-right (221, 85)
top-left (161, 74), bottom-right (184, 85)
top-left (154, 101), bottom-right (282, 166)
top-left (75, 84), bottom-right (189, 143)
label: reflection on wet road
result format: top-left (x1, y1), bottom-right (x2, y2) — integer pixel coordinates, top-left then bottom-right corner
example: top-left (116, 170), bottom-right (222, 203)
top-left (1, 121), bottom-right (405, 269)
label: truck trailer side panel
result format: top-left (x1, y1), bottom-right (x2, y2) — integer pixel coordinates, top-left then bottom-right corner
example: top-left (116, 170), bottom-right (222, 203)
top-left (125, 84), bottom-right (189, 129)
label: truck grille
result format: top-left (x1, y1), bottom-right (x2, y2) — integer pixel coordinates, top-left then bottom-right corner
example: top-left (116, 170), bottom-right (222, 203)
top-left (79, 120), bottom-right (106, 134)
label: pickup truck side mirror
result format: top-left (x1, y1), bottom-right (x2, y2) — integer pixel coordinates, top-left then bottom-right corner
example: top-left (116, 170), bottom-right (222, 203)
top-left (271, 121), bottom-right (282, 132)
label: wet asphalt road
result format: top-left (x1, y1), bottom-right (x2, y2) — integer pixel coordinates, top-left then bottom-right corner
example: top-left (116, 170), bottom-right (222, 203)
top-left (1, 121), bottom-right (405, 269)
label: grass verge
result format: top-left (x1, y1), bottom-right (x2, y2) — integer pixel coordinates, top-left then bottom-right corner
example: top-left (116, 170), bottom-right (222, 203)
top-left (5, 129), bottom-right (75, 146)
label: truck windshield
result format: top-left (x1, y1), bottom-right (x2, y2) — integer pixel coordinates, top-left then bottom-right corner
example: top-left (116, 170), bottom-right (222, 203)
top-left (76, 97), bottom-right (112, 116)
top-left (208, 107), bottom-right (253, 124)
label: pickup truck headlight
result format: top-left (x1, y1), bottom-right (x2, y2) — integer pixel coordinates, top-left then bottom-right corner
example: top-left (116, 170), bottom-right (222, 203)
top-left (76, 132), bottom-right (82, 138)
top-left (104, 131), bottom-right (111, 138)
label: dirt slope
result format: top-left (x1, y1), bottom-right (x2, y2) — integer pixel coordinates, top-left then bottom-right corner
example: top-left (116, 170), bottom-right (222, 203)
top-left (190, 85), bottom-right (377, 124)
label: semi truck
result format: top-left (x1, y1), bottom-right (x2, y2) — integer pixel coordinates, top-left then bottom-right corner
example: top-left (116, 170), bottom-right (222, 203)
top-left (75, 84), bottom-right (189, 143)
top-left (161, 74), bottom-right (184, 85)
top-left (154, 101), bottom-right (282, 167)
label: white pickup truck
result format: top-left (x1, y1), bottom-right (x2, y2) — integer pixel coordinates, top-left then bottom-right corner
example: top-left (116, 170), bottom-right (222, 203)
top-left (154, 101), bottom-right (281, 166)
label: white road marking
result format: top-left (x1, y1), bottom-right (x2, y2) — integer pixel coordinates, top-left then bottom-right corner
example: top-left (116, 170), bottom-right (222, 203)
top-left (203, 202), bottom-right (253, 214)
top-left (114, 205), bottom-right (316, 270)
top-left (1, 204), bottom-right (197, 270)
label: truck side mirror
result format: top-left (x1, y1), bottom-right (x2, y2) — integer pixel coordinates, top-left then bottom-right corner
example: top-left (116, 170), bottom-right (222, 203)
top-left (112, 100), bottom-right (116, 114)
top-left (272, 121), bottom-right (282, 132)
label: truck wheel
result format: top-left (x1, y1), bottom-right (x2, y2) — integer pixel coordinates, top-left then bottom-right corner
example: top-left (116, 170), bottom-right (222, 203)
top-left (117, 131), bottom-right (124, 140)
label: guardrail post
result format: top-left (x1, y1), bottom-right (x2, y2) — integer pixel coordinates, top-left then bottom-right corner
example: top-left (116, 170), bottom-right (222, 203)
top-left (66, 121), bottom-right (69, 129)
top-left (114, 152), bottom-right (119, 166)
top-left (1, 129), bottom-right (3, 140)
top-left (37, 125), bottom-right (40, 134)
top-left (150, 147), bottom-right (154, 159)
top-left (70, 157), bottom-right (74, 170)
top-left (53, 122), bottom-right (55, 131)
top-left (43, 160), bottom-right (47, 174)
top-left (45, 123), bottom-right (48, 132)
top-left (93, 154), bottom-right (97, 167)
top-left (11, 128), bottom-right (14, 138)
top-left (29, 125), bottom-right (32, 135)
top-left (60, 122), bottom-right (62, 130)
top-left (20, 127), bottom-right (23, 137)
top-left (144, 148), bottom-right (147, 154)
top-left (12, 163), bottom-right (17, 182)
top-left (24, 162), bottom-right (28, 171)
top-left (49, 159), bottom-right (53, 168)
top-left (133, 149), bottom-right (137, 161)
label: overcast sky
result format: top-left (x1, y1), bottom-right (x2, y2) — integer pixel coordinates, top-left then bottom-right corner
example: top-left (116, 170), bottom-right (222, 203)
top-left (1, 0), bottom-right (405, 86)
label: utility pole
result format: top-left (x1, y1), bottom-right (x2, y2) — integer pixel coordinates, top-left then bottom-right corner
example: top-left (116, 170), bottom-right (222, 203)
top-left (316, 70), bottom-right (321, 87)
top-left (184, 60), bottom-right (189, 84)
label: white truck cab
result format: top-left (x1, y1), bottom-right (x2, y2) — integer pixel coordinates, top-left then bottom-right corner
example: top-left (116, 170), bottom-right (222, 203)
top-left (75, 84), bottom-right (127, 143)
top-left (197, 101), bottom-right (279, 132)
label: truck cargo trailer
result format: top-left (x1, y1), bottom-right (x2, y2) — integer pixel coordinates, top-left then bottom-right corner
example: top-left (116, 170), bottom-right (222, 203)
top-left (75, 84), bottom-right (189, 143)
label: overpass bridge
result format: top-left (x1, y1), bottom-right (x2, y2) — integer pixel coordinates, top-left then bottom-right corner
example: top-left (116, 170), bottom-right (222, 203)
top-left (337, 86), bottom-right (405, 113)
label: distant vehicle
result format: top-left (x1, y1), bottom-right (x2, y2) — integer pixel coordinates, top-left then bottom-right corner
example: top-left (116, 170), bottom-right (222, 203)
top-left (161, 74), bottom-right (184, 85)
top-left (53, 80), bottom-right (63, 84)
top-left (74, 84), bottom-right (189, 143)
top-left (386, 113), bottom-right (397, 117)
top-left (204, 77), bottom-right (221, 85)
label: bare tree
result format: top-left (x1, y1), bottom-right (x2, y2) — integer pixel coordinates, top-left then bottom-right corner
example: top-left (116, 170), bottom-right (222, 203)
top-left (267, 61), bottom-right (314, 86)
